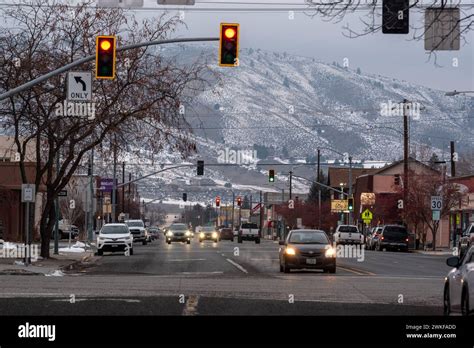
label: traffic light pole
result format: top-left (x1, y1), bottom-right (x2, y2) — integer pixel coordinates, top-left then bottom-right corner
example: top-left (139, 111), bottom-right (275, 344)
top-left (348, 156), bottom-right (353, 225)
top-left (0, 37), bottom-right (220, 102)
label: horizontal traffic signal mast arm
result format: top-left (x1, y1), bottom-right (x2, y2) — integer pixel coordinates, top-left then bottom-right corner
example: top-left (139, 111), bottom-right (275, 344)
top-left (0, 37), bottom-right (219, 101)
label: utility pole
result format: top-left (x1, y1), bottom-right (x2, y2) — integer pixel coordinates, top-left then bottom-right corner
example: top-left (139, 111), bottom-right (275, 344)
top-left (122, 161), bottom-right (125, 216)
top-left (348, 155), bottom-right (353, 225)
top-left (128, 172), bottom-right (132, 216)
top-left (231, 191), bottom-right (235, 230)
top-left (54, 151), bottom-right (59, 255)
top-left (450, 141), bottom-right (456, 177)
top-left (289, 171), bottom-right (293, 199)
top-left (403, 99), bottom-right (409, 226)
top-left (88, 149), bottom-right (94, 241)
top-left (317, 148), bottom-right (321, 229)
top-left (112, 140), bottom-right (117, 223)
top-left (259, 190), bottom-right (264, 238)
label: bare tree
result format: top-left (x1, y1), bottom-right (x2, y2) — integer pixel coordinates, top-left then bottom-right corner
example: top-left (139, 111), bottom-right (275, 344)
top-left (0, 0), bottom-right (214, 257)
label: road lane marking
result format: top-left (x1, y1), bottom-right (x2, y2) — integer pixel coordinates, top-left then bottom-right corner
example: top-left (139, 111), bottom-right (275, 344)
top-left (250, 258), bottom-right (279, 261)
top-left (167, 259), bottom-right (206, 262)
top-left (338, 266), bottom-right (375, 276)
top-left (226, 258), bottom-right (248, 274)
top-left (182, 295), bottom-right (199, 316)
top-left (179, 272), bottom-right (223, 275)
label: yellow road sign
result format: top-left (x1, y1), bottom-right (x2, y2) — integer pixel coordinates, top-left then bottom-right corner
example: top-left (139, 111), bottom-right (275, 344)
top-left (361, 208), bottom-right (373, 221)
top-left (331, 199), bottom-right (348, 212)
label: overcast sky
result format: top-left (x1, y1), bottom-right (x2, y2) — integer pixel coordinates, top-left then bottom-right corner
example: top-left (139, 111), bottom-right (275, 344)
top-left (136, 0), bottom-right (474, 92)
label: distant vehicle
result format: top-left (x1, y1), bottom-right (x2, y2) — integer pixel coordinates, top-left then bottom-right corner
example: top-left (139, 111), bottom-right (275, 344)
top-left (459, 223), bottom-right (474, 257)
top-left (375, 225), bottom-right (409, 252)
top-left (279, 229), bottom-right (336, 274)
top-left (366, 226), bottom-right (383, 250)
top-left (145, 229), bottom-right (152, 243)
top-left (97, 223), bottom-right (133, 256)
top-left (219, 227), bottom-right (234, 241)
top-left (334, 225), bottom-right (362, 245)
top-left (166, 223), bottom-right (192, 244)
top-left (147, 227), bottom-right (161, 240)
top-left (199, 226), bottom-right (219, 243)
top-left (444, 245), bottom-right (474, 316)
top-left (124, 220), bottom-right (147, 245)
top-left (52, 220), bottom-right (79, 240)
top-left (238, 222), bottom-right (260, 244)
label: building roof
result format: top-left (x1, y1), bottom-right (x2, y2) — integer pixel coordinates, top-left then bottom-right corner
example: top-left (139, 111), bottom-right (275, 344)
top-left (328, 167), bottom-right (379, 187)
top-left (375, 157), bottom-right (440, 175)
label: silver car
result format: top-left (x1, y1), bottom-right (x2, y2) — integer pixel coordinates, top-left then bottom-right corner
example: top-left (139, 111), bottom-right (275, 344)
top-left (444, 245), bottom-right (474, 315)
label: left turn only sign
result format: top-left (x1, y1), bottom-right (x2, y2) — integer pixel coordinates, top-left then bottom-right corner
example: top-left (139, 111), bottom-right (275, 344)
top-left (67, 72), bottom-right (92, 102)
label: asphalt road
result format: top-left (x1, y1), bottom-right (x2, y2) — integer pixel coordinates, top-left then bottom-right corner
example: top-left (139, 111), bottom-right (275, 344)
top-left (0, 237), bottom-right (452, 315)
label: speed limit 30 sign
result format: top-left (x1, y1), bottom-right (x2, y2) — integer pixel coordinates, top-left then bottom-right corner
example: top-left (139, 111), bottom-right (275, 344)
top-left (431, 196), bottom-right (442, 211)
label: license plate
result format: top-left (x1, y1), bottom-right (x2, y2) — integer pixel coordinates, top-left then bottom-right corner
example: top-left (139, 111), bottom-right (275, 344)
top-left (306, 258), bottom-right (316, 265)
top-left (112, 244), bottom-right (118, 247)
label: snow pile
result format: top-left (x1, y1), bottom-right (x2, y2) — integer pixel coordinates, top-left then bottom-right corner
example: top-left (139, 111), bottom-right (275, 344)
top-left (45, 270), bottom-right (65, 277)
top-left (58, 242), bottom-right (86, 253)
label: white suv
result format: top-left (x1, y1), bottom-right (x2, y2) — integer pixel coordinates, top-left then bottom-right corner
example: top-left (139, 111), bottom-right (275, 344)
top-left (97, 223), bottom-right (133, 256)
top-left (125, 219), bottom-right (147, 245)
top-left (334, 225), bottom-right (362, 245)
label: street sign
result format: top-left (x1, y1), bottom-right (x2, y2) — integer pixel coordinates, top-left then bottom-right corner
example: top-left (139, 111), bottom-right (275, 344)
top-left (361, 209), bottom-right (373, 221)
top-left (331, 199), bottom-right (348, 212)
top-left (431, 196), bottom-right (442, 211)
top-left (100, 178), bottom-right (115, 192)
top-left (251, 203), bottom-right (262, 214)
top-left (67, 72), bottom-right (92, 102)
top-left (363, 219), bottom-right (371, 225)
top-left (58, 190), bottom-right (67, 197)
top-left (21, 184), bottom-right (35, 203)
top-left (425, 8), bottom-right (460, 51)
top-left (432, 210), bottom-right (440, 221)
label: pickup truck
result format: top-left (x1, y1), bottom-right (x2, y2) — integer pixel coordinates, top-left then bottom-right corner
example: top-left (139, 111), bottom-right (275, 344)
top-left (124, 219), bottom-right (147, 245)
top-left (238, 222), bottom-right (260, 244)
top-left (334, 225), bottom-right (362, 245)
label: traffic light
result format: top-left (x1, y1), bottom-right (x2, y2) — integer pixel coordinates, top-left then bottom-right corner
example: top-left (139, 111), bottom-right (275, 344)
top-left (394, 174), bottom-right (401, 186)
top-left (382, 0), bottom-right (409, 34)
top-left (216, 196), bottom-right (221, 207)
top-left (96, 35), bottom-right (116, 79)
top-left (182, 193), bottom-right (187, 202)
top-left (197, 160), bottom-right (204, 176)
top-left (348, 197), bottom-right (354, 211)
top-left (236, 196), bottom-right (242, 207)
top-left (269, 169), bottom-right (275, 183)
top-left (219, 23), bottom-right (239, 67)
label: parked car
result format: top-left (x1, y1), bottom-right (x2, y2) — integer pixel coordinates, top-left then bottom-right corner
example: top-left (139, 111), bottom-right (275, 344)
top-left (238, 222), bottom-right (260, 244)
top-left (333, 225), bottom-right (362, 245)
top-left (199, 226), bottom-right (219, 243)
top-left (459, 223), bottom-right (474, 257)
top-left (51, 220), bottom-right (79, 240)
top-left (166, 223), bottom-right (192, 244)
top-left (97, 223), bottom-right (133, 256)
top-left (444, 245), bottom-right (474, 316)
top-left (375, 225), bottom-right (409, 252)
top-left (366, 226), bottom-right (383, 250)
top-left (219, 227), bottom-right (234, 241)
top-left (279, 229), bottom-right (336, 274)
top-left (124, 219), bottom-right (147, 245)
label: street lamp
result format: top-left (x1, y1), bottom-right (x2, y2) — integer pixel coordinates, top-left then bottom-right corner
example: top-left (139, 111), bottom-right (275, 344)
top-left (445, 90), bottom-right (474, 97)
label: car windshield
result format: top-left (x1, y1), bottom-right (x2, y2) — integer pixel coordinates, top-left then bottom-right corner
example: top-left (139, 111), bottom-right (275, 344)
top-left (101, 225), bottom-right (128, 234)
top-left (125, 221), bottom-right (144, 227)
top-left (338, 226), bottom-right (358, 233)
top-left (384, 226), bottom-right (408, 237)
top-left (288, 231), bottom-right (329, 244)
top-left (242, 223), bottom-right (258, 229)
top-left (169, 224), bottom-right (187, 230)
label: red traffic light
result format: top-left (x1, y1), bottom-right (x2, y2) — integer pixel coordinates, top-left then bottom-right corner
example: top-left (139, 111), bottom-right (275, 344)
top-left (96, 36), bottom-right (116, 79)
top-left (236, 196), bottom-right (242, 206)
top-left (216, 196), bottom-right (221, 207)
top-left (219, 23), bottom-right (239, 67)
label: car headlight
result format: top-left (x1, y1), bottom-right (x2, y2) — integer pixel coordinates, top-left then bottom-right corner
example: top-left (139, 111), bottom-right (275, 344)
top-left (285, 247), bottom-right (296, 255)
top-left (185, 231), bottom-right (191, 236)
top-left (166, 231), bottom-right (173, 237)
top-left (325, 247), bottom-right (336, 258)
top-left (200, 232), bottom-right (205, 238)
top-left (212, 232), bottom-right (218, 238)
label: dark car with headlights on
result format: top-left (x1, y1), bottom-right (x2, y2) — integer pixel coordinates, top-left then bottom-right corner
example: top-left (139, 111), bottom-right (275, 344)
top-left (165, 223), bottom-right (192, 244)
top-left (279, 229), bottom-right (336, 274)
top-left (199, 226), bottom-right (219, 243)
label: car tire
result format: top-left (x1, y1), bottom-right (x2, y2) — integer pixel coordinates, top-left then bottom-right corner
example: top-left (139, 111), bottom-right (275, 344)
top-left (129, 248), bottom-right (134, 255)
top-left (443, 283), bottom-right (451, 316)
top-left (328, 266), bottom-right (336, 274)
top-left (187, 240), bottom-right (191, 245)
top-left (167, 240), bottom-right (171, 245)
top-left (238, 237), bottom-right (242, 243)
top-left (283, 262), bottom-right (290, 273)
top-left (377, 243), bottom-right (382, 251)
top-left (279, 264), bottom-right (283, 272)
top-left (461, 286), bottom-right (470, 316)
top-left (97, 249), bottom-right (103, 256)
top-left (230, 238), bottom-right (234, 242)
top-left (142, 240), bottom-right (147, 245)
top-left (255, 238), bottom-right (260, 244)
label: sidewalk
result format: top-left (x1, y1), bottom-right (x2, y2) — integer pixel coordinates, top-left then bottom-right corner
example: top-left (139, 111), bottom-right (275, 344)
top-left (0, 241), bottom-right (96, 275)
